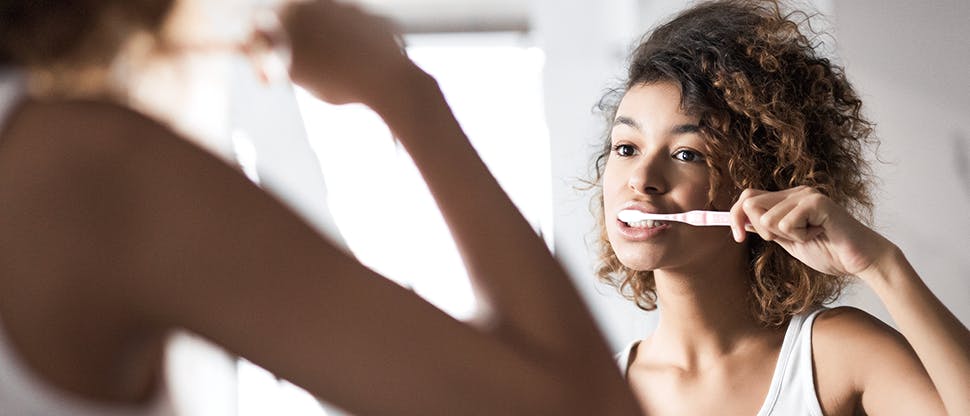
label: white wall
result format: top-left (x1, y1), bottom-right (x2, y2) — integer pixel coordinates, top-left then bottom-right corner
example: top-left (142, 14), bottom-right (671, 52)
top-left (830, 0), bottom-right (970, 326)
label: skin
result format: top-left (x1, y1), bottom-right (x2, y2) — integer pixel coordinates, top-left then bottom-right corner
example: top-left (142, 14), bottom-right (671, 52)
top-left (606, 81), bottom-right (969, 415)
top-left (0, 1), bottom-right (644, 415)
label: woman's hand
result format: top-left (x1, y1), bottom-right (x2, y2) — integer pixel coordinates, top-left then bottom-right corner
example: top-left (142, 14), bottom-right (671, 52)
top-left (729, 186), bottom-right (896, 277)
top-left (279, 0), bottom-right (423, 106)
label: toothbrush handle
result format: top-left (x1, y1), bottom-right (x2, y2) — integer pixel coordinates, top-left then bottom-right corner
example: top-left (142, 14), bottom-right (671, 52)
top-left (703, 211), bottom-right (733, 226)
top-left (684, 210), bottom-right (732, 226)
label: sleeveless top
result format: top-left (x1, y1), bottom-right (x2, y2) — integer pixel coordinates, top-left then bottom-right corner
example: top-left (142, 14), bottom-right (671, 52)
top-left (0, 67), bottom-right (178, 415)
top-left (617, 307), bottom-right (827, 416)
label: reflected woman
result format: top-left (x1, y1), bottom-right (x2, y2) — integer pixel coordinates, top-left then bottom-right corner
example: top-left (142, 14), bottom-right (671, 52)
top-left (598, 1), bottom-right (970, 415)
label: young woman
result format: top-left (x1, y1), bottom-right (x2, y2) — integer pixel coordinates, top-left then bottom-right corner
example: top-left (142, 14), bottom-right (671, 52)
top-left (0, 0), bottom-right (640, 415)
top-left (598, 1), bottom-right (970, 415)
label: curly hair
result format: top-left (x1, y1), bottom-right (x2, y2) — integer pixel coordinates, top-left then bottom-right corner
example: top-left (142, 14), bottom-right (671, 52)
top-left (592, 0), bottom-right (876, 326)
top-left (0, 0), bottom-right (173, 94)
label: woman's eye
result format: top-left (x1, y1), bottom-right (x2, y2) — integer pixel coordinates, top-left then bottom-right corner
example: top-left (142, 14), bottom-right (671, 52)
top-left (673, 149), bottom-right (704, 162)
top-left (613, 144), bottom-right (636, 157)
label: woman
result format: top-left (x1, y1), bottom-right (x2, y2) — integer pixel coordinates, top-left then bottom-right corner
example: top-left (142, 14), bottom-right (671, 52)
top-left (0, 0), bottom-right (640, 415)
top-left (598, 1), bottom-right (970, 415)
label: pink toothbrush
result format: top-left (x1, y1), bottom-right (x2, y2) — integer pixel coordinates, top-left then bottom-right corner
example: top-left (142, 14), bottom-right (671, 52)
top-left (617, 209), bottom-right (735, 226)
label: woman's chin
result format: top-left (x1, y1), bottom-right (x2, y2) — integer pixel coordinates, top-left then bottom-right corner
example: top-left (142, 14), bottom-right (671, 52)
top-left (615, 251), bottom-right (664, 272)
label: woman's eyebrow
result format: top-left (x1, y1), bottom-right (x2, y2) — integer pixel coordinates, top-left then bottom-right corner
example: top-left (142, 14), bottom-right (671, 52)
top-left (613, 115), bottom-right (641, 131)
top-left (671, 124), bottom-right (700, 134)
top-left (613, 116), bottom-right (699, 135)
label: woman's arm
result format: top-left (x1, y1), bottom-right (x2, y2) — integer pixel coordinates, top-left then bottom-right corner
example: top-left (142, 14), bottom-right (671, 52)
top-left (119, 113), bottom-right (567, 415)
top-left (100, 1), bottom-right (635, 412)
top-left (2, 99), bottom-right (580, 413)
top-left (855, 247), bottom-right (970, 415)
top-left (732, 186), bottom-right (970, 415)
top-left (282, 0), bottom-right (626, 379)
top-left (77, 103), bottom-right (636, 415)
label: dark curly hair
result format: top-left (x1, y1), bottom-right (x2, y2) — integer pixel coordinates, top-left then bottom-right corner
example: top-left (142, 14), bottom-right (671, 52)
top-left (592, 0), bottom-right (876, 326)
top-left (0, 0), bottom-right (173, 95)
top-left (0, 0), bottom-right (172, 66)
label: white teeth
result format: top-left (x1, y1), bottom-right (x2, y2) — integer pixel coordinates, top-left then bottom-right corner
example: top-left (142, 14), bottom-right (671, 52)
top-left (626, 219), bottom-right (664, 228)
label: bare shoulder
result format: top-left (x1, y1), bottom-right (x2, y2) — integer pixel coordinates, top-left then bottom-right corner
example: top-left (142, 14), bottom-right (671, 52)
top-left (10, 99), bottom-right (164, 140)
top-left (812, 306), bottom-right (942, 415)
top-left (812, 306), bottom-right (913, 372)
top-left (2, 98), bottom-right (244, 207)
top-left (0, 99), bottom-right (181, 329)
top-left (3, 99), bottom-right (186, 164)
top-left (0, 98), bottom-right (242, 299)
top-left (814, 306), bottom-right (904, 345)
top-left (0, 100), bottom-right (189, 204)
top-left (0, 100), bottom-right (249, 402)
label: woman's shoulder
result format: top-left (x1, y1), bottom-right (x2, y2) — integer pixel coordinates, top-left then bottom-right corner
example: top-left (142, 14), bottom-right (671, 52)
top-left (812, 306), bottom-right (910, 363)
top-left (811, 306), bottom-right (921, 397)
top-left (9, 98), bottom-right (180, 157)
top-left (4, 98), bottom-right (232, 191)
top-left (0, 96), bottom-right (263, 313)
top-left (0, 97), bottom-right (243, 243)
top-left (813, 306), bottom-right (904, 345)
top-left (0, 99), bottom-right (179, 185)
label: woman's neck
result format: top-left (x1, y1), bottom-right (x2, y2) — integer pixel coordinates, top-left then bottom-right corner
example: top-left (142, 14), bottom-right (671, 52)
top-left (644, 249), bottom-right (780, 370)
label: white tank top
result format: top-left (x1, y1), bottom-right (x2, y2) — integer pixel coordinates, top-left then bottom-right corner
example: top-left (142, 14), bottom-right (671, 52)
top-left (617, 307), bottom-right (827, 416)
top-left (0, 67), bottom-right (177, 415)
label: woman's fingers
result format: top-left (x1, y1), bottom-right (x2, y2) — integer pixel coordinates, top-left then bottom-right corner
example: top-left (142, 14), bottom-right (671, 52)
top-left (758, 195), bottom-right (802, 240)
top-left (778, 191), bottom-right (831, 242)
top-left (730, 187), bottom-right (897, 276)
top-left (731, 188), bottom-right (787, 242)
top-left (730, 188), bottom-right (762, 242)
top-left (770, 200), bottom-right (826, 243)
top-left (760, 189), bottom-right (828, 243)
top-left (281, 0), bottom-right (414, 105)
top-left (731, 186), bottom-right (826, 243)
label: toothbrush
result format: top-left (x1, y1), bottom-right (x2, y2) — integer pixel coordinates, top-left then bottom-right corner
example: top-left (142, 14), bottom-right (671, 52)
top-left (618, 209), bottom-right (736, 227)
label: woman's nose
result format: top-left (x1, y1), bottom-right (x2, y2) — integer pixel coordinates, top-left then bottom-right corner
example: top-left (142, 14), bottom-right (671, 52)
top-left (627, 155), bottom-right (666, 195)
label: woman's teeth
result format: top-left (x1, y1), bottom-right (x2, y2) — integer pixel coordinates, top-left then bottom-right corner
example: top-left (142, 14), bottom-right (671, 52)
top-left (626, 219), bottom-right (665, 228)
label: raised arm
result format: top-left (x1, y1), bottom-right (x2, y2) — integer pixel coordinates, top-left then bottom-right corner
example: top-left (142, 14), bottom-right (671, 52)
top-left (82, 0), bottom-right (637, 412)
top-left (115, 110), bottom-right (573, 415)
top-left (282, 0), bottom-right (626, 379)
top-left (20, 101), bottom-right (635, 415)
top-left (732, 186), bottom-right (970, 415)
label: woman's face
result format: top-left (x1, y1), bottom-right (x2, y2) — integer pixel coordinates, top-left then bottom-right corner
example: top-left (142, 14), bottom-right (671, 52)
top-left (602, 82), bottom-right (738, 272)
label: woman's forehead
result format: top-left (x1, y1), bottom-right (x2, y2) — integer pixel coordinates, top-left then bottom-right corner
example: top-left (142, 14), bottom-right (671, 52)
top-left (615, 82), bottom-right (700, 127)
